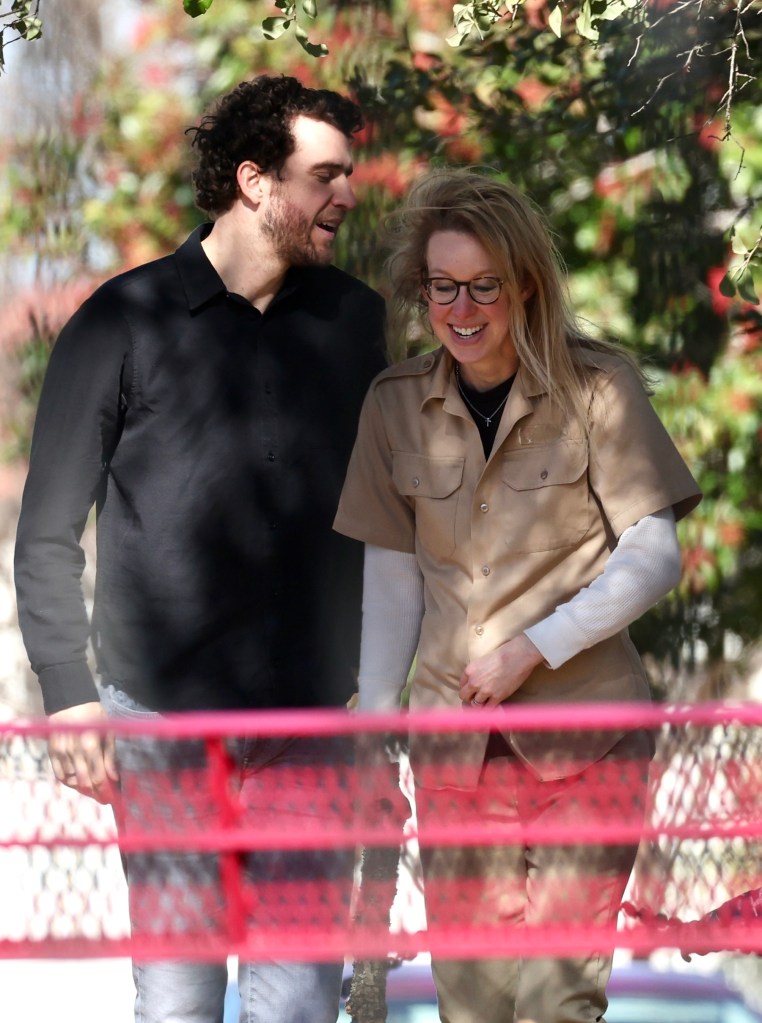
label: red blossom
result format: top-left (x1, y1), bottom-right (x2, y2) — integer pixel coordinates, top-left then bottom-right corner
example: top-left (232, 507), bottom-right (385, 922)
top-left (670, 357), bottom-right (701, 376)
top-left (131, 14), bottom-right (161, 50)
top-left (594, 156), bottom-right (655, 201)
top-left (514, 77), bottom-right (554, 111)
top-left (444, 136), bottom-right (483, 163)
top-left (409, 0), bottom-right (452, 31)
top-left (526, 0), bottom-right (551, 30)
top-left (736, 312), bottom-right (761, 351)
top-left (424, 94), bottom-right (469, 138)
top-left (69, 96), bottom-right (102, 140)
top-left (681, 545), bottom-right (716, 592)
top-left (286, 61), bottom-right (318, 88)
top-left (352, 153), bottom-right (417, 200)
top-left (412, 51), bottom-right (441, 72)
top-left (594, 210), bottom-right (617, 255)
top-left (694, 114), bottom-right (724, 151)
top-left (726, 391), bottom-right (753, 413)
top-left (0, 282), bottom-right (101, 352)
top-left (718, 522), bottom-right (745, 547)
top-left (144, 63), bottom-right (170, 88)
top-left (706, 266), bottom-right (734, 316)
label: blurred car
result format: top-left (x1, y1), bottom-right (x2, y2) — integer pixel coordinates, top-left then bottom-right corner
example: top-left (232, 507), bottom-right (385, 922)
top-left (333, 957), bottom-right (762, 1023)
top-left (606, 959), bottom-right (762, 1023)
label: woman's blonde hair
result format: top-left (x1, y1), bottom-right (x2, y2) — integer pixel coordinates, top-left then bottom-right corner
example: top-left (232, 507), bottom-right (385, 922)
top-left (384, 168), bottom-right (644, 431)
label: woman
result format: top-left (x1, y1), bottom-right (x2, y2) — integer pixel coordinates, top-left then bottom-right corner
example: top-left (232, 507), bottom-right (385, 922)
top-left (334, 169), bottom-right (702, 1023)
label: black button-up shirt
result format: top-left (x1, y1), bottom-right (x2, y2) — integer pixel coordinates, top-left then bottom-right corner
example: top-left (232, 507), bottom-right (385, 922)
top-left (15, 226), bottom-right (386, 714)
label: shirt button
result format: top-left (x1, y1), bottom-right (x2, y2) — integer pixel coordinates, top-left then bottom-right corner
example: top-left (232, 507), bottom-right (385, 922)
top-left (266, 452), bottom-right (276, 462)
top-left (475, 625), bottom-right (484, 636)
top-left (480, 502), bottom-right (489, 513)
top-left (412, 477), bottom-right (420, 488)
top-left (481, 566), bottom-right (490, 576)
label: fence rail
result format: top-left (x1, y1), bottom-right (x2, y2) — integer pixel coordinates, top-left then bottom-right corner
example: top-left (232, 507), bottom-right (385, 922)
top-left (1, 702), bottom-right (760, 962)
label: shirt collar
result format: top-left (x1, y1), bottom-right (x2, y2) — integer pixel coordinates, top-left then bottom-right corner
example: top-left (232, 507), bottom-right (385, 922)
top-left (175, 224), bottom-right (227, 312)
top-left (420, 347), bottom-right (546, 412)
top-left (175, 224), bottom-right (310, 312)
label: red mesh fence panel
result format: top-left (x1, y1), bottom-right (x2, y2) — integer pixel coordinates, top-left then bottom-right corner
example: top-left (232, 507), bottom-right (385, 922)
top-left (1, 702), bottom-right (760, 962)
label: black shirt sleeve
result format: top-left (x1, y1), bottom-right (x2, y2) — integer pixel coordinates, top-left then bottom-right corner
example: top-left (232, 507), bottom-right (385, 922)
top-left (14, 286), bottom-right (130, 713)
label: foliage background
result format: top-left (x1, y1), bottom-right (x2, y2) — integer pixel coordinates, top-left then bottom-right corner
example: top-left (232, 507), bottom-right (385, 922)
top-left (0, 0), bottom-right (760, 700)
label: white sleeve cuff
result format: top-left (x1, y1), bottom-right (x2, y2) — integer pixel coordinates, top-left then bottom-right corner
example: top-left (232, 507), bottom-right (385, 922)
top-left (524, 507), bottom-right (681, 669)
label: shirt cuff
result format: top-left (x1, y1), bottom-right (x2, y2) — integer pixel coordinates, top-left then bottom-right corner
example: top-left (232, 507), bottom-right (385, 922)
top-left (38, 662), bottom-right (99, 715)
top-left (524, 614), bottom-right (585, 671)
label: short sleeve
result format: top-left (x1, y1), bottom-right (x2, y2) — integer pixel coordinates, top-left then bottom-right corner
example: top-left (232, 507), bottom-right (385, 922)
top-left (333, 384), bottom-right (417, 553)
top-left (587, 362), bottom-right (702, 537)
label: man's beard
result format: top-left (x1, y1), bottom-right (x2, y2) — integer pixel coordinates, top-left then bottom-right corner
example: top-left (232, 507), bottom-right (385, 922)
top-left (262, 191), bottom-right (330, 268)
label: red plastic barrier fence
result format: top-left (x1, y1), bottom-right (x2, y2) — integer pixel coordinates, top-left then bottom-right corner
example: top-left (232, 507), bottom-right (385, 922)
top-left (1, 702), bottom-right (760, 962)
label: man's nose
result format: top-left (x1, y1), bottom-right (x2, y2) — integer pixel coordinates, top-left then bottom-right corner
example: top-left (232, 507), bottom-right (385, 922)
top-left (333, 178), bottom-right (357, 210)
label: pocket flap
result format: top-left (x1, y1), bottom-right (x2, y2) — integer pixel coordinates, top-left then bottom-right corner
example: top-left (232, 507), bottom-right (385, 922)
top-left (392, 452), bottom-right (465, 498)
top-left (501, 440), bottom-right (587, 491)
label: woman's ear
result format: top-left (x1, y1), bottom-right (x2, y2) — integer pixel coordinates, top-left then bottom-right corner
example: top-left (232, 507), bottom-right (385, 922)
top-left (521, 278), bottom-right (536, 301)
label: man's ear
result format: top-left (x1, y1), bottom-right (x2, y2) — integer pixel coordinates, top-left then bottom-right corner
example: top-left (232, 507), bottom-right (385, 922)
top-left (236, 161), bottom-right (266, 204)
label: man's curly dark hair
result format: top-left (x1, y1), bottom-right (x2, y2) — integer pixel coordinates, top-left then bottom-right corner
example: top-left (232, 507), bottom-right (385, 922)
top-left (188, 75), bottom-right (364, 217)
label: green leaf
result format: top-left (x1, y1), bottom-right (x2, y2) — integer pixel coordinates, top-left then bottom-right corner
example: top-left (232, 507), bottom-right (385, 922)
top-left (446, 26), bottom-right (472, 46)
top-left (262, 16), bottom-right (292, 39)
top-left (575, 0), bottom-right (599, 41)
top-left (548, 4), bottom-right (563, 37)
top-left (11, 15), bottom-right (42, 40)
top-left (183, 0), bottom-right (215, 16)
top-left (718, 273), bottom-right (736, 299)
top-left (294, 21), bottom-right (328, 56)
top-left (452, 4), bottom-right (475, 29)
top-left (302, 0), bottom-right (318, 18)
top-left (597, 0), bottom-right (630, 21)
top-left (23, 16), bottom-right (42, 40)
top-left (737, 272), bottom-right (759, 305)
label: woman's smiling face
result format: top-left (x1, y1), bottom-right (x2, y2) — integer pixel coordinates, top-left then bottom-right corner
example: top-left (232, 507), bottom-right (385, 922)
top-left (423, 230), bottom-right (521, 390)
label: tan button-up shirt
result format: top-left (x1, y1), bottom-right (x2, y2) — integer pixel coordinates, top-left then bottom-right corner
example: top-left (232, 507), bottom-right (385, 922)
top-left (335, 347), bottom-right (702, 787)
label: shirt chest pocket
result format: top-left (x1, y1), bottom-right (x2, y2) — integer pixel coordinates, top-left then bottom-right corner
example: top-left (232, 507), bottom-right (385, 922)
top-left (500, 440), bottom-right (593, 552)
top-left (392, 452), bottom-right (464, 557)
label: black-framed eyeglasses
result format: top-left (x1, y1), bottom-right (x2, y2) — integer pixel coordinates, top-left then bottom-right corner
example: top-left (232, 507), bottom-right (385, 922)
top-left (422, 276), bottom-right (504, 306)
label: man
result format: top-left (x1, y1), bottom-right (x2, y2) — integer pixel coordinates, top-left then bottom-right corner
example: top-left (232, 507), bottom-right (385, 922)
top-left (15, 75), bottom-right (386, 1023)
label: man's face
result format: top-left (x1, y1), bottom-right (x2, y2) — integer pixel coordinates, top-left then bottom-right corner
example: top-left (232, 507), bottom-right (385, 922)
top-left (262, 114), bottom-right (357, 268)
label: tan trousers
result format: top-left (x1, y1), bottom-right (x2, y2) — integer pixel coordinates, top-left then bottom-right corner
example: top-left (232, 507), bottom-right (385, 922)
top-left (416, 731), bottom-right (652, 1023)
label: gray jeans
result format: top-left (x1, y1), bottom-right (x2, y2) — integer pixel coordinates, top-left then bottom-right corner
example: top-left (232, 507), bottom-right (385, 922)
top-left (100, 684), bottom-right (353, 1023)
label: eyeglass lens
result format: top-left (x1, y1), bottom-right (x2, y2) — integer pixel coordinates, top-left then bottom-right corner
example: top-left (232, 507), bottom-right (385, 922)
top-left (425, 277), bottom-right (502, 304)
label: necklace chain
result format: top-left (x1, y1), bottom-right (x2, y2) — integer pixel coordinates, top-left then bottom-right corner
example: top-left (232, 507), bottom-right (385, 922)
top-left (455, 365), bottom-right (509, 428)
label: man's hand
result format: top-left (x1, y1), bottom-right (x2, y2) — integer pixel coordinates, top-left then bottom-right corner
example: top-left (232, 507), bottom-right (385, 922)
top-left (48, 702), bottom-right (118, 804)
top-left (458, 633), bottom-right (544, 708)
